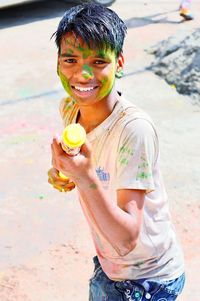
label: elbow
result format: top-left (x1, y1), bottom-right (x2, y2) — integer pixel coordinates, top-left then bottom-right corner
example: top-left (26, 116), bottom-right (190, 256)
top-left (117, 227), bottom-right (140, 257)
top-left (116, 237), bottom-right (138, 257)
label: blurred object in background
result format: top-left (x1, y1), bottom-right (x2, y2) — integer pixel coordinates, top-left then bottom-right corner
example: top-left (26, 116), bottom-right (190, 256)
top-left (0, 0), bottom-right (116, 9)
top-left (179, 0), bottom-right (194, 20)
top-left (92, 0), bottom-right (116, 6)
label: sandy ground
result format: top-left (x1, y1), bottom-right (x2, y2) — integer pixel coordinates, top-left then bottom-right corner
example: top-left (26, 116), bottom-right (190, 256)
top-left (0, 0), bottom-right (200, 300)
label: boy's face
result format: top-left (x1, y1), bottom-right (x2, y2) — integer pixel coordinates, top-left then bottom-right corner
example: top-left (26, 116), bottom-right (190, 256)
top-left (57, 33), bottom-right (124, 106)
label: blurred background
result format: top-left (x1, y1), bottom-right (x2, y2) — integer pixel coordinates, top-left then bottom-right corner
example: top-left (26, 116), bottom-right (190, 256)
top-left (0, 1), bottom-right (199, 300)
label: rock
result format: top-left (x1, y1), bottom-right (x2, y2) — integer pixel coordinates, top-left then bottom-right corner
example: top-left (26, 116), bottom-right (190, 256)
top-left (148, 29), bottom-right (200, 104)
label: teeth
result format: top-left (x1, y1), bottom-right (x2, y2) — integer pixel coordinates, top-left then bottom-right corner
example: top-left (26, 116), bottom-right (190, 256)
top-left (74, 86), bottom-right (94, 92)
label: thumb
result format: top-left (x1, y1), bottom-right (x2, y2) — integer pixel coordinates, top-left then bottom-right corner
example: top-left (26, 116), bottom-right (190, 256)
top-left (80, 139), bottom-right (92, 158)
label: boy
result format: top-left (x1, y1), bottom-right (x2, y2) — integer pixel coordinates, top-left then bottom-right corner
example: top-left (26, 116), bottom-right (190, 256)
top-left (48, 3), bottom-right (185, 300)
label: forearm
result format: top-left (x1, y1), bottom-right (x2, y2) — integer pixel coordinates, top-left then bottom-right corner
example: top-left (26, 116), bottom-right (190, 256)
top-left (76, 171), bottom-right (139, 256)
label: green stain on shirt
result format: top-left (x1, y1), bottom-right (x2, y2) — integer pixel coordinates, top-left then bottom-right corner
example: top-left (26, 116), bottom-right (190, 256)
top-left (136, 172), bottom-right (152, 180)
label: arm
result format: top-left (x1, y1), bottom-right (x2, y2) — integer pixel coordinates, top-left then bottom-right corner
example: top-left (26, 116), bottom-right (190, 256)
top-left (77, 172), bottom-right (145, 256)
top-left (51, 138), bottom-right (145, 256)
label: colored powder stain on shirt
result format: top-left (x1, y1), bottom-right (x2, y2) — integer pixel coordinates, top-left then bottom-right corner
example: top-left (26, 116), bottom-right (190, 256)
top-left (64, 98), bottom-right (75, 111)
top-left (119, 146), bottom-right (134, 156)
top-left (136, 172), bottom-right (152, 180)
top-left (138, 162), bottom-right (149, 168)
top-left (119, 157), bottom-right (129, 166)
top-left (66, 105), bottom-right (72, 111)
top-left (96, 167), bottom-right (110, 181)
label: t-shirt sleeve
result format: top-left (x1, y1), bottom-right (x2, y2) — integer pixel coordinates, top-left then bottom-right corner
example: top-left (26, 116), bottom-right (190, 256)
top-left (116, 118), bottom-right (159, 193)
top-left (59, 98), bottom-right (67, 121)
top-left (59, 97), bottom-right (76, 126)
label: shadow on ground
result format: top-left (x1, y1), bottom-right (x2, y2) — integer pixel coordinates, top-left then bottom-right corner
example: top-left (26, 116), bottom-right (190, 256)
top-left (0, 0), bottom-right (83, 29)
top-left (0, 2), bottom-right (185, 30)
top-left (125, 10), bottom-right (185, 28)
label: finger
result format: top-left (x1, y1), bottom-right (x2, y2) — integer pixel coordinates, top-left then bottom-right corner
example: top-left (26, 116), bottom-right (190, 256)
top-left (65, 181), bottom-right (76, 189)
top-left (63, 184), bottom-right (76, 192)
top-left (48, 177), bottom-right (62, 191)
top-left (48, 167), bottom-right (58, 177)
top-left (64, 187), bottom-right (75, 192)
top-left (53, 133), bottom-right (61, 143)
top-left (52, 180), bottom-right (75, 192)
top-left (48, 175), bottom-right (75, 192)
top-left (53, 184), bottom-right (64, 192)
top-left (48, 177), bottom-right (53, 185)
top-left (80, 139), bottom-right (92, 158)
top-left (49, 174), bottom-right (70, 187)
top-left (51, 138), bottom-right (65, 156)
top-left (48, 167), bottom-right (59, 182)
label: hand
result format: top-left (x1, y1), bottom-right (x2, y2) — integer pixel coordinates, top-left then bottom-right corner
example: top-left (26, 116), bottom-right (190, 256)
top-left (51, 137), bottom-right (95, 185)
top-left (48, 167), bottom-right (75, 192)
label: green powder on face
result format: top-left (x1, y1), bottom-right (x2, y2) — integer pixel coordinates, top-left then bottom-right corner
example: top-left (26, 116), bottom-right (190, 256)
top-left (66, 48), bottom-right (74, 55)
top-left (65, 38), bottom-right (76, 48)
top-left (82, 64), bottom-right (93, 79)
top-left (58, 68), bottom-right (71, 95)
top-left (101, 78), bottom-right (108, 85)
top-left (77, 44), bottom-right (93, 59)
top-left (97, 49), bottom-right (106, 58)
top-left (83, 49), bottom-right (93, 59)
top-left (78, 43), bottom-right (84, 52)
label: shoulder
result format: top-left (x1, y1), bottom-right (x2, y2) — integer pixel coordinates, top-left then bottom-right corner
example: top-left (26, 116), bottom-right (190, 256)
top-left (121, 118), bottom-right (158, 143)
top-left (59, 97), bottom-right (77, 123)
top-left (118, 100), bottom-right (158, 141)
top-left (117, 94), bottom-right (156, 127)
top-left (115, 100), bottom-right (159, 158)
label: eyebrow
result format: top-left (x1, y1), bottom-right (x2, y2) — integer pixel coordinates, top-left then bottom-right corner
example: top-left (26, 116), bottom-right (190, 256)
top-left (60, 53), bottom-right (110, 60)
top-left (60, 53), bottom-right (78, 58)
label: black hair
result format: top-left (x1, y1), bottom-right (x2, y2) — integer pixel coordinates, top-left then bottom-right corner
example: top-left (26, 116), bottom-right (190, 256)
top-left (52, 3), bottom-right (127, 57)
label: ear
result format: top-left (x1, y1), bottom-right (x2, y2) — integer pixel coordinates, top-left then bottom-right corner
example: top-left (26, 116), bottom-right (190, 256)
top-left (116, 53), bottom-right (124, 78)
top-left (117, 52), bottom-right (124, 69)
top-left (57, 54), bottom-right (60, 76)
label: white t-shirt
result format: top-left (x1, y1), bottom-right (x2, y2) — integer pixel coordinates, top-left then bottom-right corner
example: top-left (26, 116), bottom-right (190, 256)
top-left (60, 93), bottom-right (184, 281)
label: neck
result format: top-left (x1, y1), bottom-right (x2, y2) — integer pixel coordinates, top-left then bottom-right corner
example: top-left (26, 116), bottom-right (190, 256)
top-left (77, 90), bottom-right (119, 133)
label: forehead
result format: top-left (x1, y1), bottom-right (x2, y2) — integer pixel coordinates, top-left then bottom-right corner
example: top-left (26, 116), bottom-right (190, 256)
top-left (60, 32), bottom-right (114, 58)
top-left (61, 32), bottom-right (86, 49)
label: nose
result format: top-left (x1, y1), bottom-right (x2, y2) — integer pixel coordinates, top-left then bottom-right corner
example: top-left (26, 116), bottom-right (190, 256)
top-left (81, 64), bottom-right (94, 80)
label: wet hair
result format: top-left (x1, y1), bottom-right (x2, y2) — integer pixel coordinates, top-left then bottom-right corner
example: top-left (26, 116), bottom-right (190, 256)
top-left (52, 3), bottom-right (127, 57)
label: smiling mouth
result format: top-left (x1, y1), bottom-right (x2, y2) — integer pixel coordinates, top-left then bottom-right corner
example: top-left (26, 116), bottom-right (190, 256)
top-left (72, 85), bottom-right (98, 92)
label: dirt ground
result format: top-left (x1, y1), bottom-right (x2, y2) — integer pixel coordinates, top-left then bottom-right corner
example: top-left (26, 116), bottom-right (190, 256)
top-left (0, 1), bottom-right (200, 300)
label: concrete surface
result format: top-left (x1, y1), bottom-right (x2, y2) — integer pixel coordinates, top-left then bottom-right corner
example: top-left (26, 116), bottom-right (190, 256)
top-left (0, 0), bottom-right (200, 300)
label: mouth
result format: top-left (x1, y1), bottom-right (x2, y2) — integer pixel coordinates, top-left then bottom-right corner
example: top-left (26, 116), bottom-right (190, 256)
top-left (71, 85), bottom-right (98, 97)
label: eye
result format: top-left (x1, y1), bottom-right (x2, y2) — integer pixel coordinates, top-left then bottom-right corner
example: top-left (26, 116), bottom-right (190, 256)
top-left (64, 58), bottom-right (77, 63)
top-left (94, 60), bottom-right (107, 65)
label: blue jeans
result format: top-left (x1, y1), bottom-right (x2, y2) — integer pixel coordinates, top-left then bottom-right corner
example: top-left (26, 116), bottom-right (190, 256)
top-left (89, 256), bottom-right (185, 301)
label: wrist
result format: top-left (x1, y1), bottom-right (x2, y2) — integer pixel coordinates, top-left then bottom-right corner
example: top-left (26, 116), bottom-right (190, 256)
top-left (76, 169), bottom-right (99, 190)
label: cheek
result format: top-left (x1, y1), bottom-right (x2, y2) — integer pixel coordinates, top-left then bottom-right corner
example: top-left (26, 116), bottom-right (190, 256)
top-left (100, 68), bottom-right (116, 92)
top-left (58, 69), bottom-right (71, 93)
